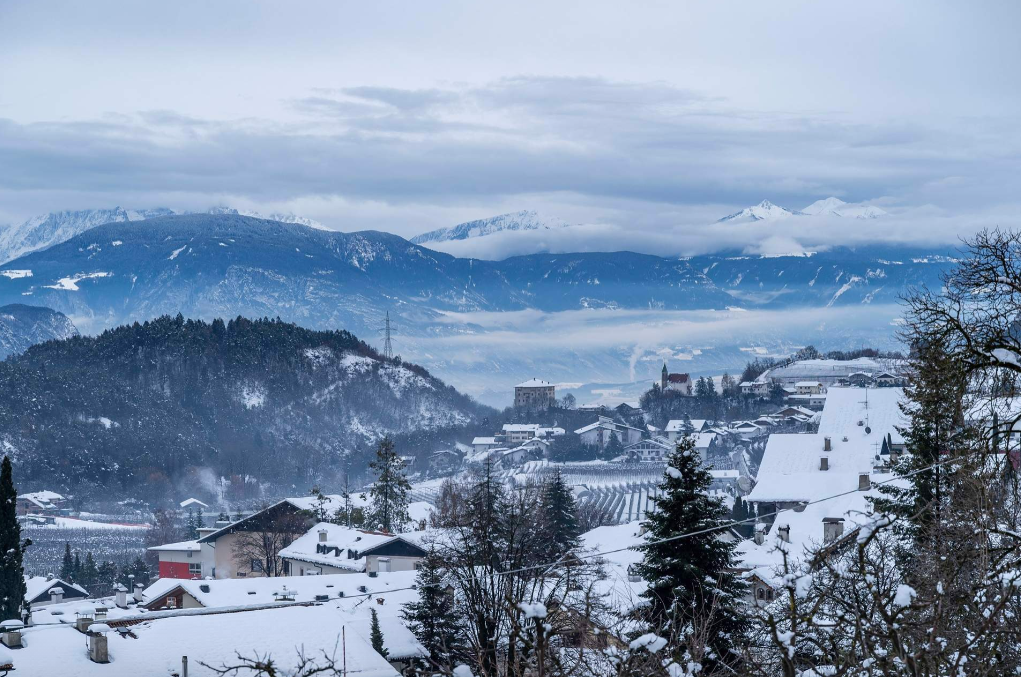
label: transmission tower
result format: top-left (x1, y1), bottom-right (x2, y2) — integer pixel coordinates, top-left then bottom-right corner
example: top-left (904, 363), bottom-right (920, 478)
top-left (382, 311), bottom-right (394, 360)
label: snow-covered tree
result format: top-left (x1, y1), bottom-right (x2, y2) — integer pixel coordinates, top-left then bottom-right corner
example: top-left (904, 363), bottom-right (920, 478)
top-left (369, 608), bottom-right (388, 658)
top-left (634, 437), bottom-right (747, 673)
top-left (540, 469), bottom-right (581, 559)
top-left (401, 551), bottom-right (464, 671)
top-left (364, 436), bottom-right (411, 533)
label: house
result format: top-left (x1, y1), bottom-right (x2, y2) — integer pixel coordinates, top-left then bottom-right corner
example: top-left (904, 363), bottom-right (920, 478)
top-left (195, 495), bottom-right (345, 579)
top-left (625, 436), bottom-right (674, 462)
top-left (147, 539), bottom-right (213, 580)
top-left (692, 432), bottom-right (718, 458)
top-left (16, 491), bottom-right (65, 516)
top-left (24, 576), bottom-right (88, 607)
top-left (574, 417), bottom-right (644, 449)
top-left (501, 445), bottom-right (532, 466)
top-left (279, 523), bottom-right (428, 576)
top-left (845, 371), bottom-right (874, 387)
top-left (740, 381), bottom-right (771, 397)
top-left (514, 379), bottom-right (556, 409)
top-left (663, 418), bottom-right (709, 442)
top-left (661, 364), bottom-right (693, 395)
top-left (179, 498), bottom-right (208, 510)
top-left (794, 381), bottom-right (826, 395)
top-left (471, 436), bottom-right (501, 454)
top-left (746, 386), bottom-right (906, 510)
top-left (428, 449), bottom-right (462, 474)
top-left (788, 392), bottom-right (827, 409)
top-left (615, 401), bottom-right (644, 416)
top-left (776, 405), bottom-right (816, 419)
top-left (730, 421), bottom-right (765, 438)
top-left (875, 371), bottom-right (906, 387)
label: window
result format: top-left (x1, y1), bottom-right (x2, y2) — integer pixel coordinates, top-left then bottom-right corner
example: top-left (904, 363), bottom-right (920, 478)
top-left (188, 562), bottom-right (201, 577)
top-left (187, 551), bottom-right (193, 558)
top-left (282, 561), bottom-right (290, 575)
top-left (414, 562), bottom-right (423, 571)
top-left (378, 558), bottom-right (391, 573)
top-left (251, 559), bottom-right (264, 573)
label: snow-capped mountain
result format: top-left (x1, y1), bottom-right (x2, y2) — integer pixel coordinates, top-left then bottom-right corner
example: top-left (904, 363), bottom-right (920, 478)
top-left (802, 197), bottom-right (887, 219)
top-left (411, 210), bottom-right (569, 244)
top-left (717, 200), bottom-right (804, 223)
top-left (0, 206), bottom-right (325, 264)
top-left (0, 207), bottom-right (176, 264)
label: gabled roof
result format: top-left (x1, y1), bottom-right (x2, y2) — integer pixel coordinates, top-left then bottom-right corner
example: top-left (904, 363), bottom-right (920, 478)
top-left (147, 539), bottom-right (201, 553)
top-left (471, 436), bottom-right (498, 445)
top-left (25, 576), bottom-right (88, 602)
top-left (179, 498), bottom-right (208, 509)
top-left (196, 495), bottom-right (343, 544)
top-left (279, 522), bottom-right (395, 571)
top-left (666, 373), bottom-right (691, 383)
top-left (665, 419), bottom-right (708, 433)
top-left (516, 379), bottom-right (554, 388)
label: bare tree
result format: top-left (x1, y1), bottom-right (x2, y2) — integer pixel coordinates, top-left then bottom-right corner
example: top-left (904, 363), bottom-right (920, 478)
top-left (231, 511), bottom-right (309, 577)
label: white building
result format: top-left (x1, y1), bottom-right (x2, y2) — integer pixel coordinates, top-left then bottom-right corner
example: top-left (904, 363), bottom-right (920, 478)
top-left (514, 379), bottom-right (556, 409)
top-left (663, 418), bottom-right (709, 442)
top-left (574, 417), bottom-right (644, 449)
top-left (279, 523), bottom-right (428, 576)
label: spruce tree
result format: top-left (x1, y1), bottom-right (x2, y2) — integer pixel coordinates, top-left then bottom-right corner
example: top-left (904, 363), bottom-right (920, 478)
top-left (80, 552), bottom-right (99, 590)
top-left (872, 340), bottom-right (968, 557)
top-left (0, 456), bottom-right (29, 620)
top-left (60, 542), bottom-right (74, 581)
top-left (541, 470), bottom-right (581, 558)
top-left (195, 506), bottom-right (204, 531)
top-left (635, 437), bottom-right (748, 672)
top-left (369, 608), bottom-right (389, 658)
top-left (73, 553), bottom-right (82, 582)
top-left (401, 551), bottom-right (462, 670)
top-left (186, 508), bottom-right (198, 539)
top-left (364, 436), bottom-right (411, 533)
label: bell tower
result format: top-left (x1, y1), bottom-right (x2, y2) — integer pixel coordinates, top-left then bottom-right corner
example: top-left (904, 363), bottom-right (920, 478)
top-left (661, 362), bottom-right (668, 390)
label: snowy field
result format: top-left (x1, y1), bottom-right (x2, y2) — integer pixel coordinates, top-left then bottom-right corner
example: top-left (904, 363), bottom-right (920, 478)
top-left (22, 523), bottom-right (149, 577)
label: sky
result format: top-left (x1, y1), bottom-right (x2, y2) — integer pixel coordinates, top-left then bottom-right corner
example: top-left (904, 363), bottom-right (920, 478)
top-left (1, 0), bottom-right (1020, 257)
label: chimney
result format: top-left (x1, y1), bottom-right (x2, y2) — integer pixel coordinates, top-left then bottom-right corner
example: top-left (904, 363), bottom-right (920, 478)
top-left (319, 529), bottom-right (328, 543)
top-left (88, 626), bottom-right (110, 663)
top-left (49, 586), bottom-right (64, 605)
top-left (753, 523), bottom-right (766, 545)
top-left (858, 473), bottom-right (871, 491)
top-left (823, 436), bottom-right (832, 452)
top-left (823, 517), bottom-right (845, 543)
top-left (777, 525), bottom-right (790, 543)
top-left (820, 456), bottom-right (829, 471)
top-left (133, 583), bottom-right (145, 603)
top-left (0, 620), bottom-right (24, 649)
top-left (114, 584), bottom-right (128, 609)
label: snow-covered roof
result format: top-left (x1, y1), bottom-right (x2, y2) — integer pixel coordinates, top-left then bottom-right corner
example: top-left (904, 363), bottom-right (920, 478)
top-left (22, 490), bottom-right (64, 503)
top-left (748, 387), bottom-right (906, 504)
top-left (179, 498), bottom-right (208, 509)
top-left (146, 539), bottom-right (201, 553)
top-left (516, 379), bottom-right (554, 388)
top-left (574, 419), bottom-right (642, 435)
top-left (12, 602), bottom-right (408, 676)
top-left (279, 523), bottom-right (396, 572)
top-left (579, 522), bottom-right (647, 611)
top-left (502, 423), bottom-right (541, 432)
top-left (472, 436), bottom-right (498, 445)
top-left (25, 576), bottom-right (88, 602)
top-left (795, 381), bottom-right (823, 387)
top-left (692, 432), bottom-right (717, 448)
top-left (665, 419), bottom-right (708, 433)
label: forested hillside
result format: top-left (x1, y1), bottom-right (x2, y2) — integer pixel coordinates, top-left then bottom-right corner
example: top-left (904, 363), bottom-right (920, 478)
top-left (0, 315), bottom-right (489, 505)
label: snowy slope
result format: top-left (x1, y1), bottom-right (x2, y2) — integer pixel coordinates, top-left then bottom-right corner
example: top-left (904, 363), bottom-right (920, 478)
top-left (0, 206), bottom-right (325, 264)
top-left (717, 200), bottom-right (804, 223)
top-left (0, 304), bottom-right (78, 358)
top-left (0, 207), bottom-right (176, 264)
top-left (411, 210), bottom-right (569, 244)
top-left (802, 197), bottom-right (887, 219)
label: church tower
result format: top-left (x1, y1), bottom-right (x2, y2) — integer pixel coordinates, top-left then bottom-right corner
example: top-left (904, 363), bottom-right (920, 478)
top-left (661, 362), bottom-right (668, 390)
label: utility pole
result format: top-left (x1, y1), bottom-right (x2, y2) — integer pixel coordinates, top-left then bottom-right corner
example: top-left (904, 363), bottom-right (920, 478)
top-left (382, 311), bottom-right (394, 360)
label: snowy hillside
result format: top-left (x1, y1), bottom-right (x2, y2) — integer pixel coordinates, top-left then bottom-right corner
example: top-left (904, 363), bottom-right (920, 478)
top-left (0, 206), bottom-right (324, 264)
top-left (0, 207), bottom-right (175, 264)
top-left (411, 210), bottom-right (569, 244)
top-left (0, 304), bottom-right (78, 358)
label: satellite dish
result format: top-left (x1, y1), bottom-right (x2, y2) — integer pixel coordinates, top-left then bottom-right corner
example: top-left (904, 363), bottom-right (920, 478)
top-left (865, 426), bottom-right (872, 435)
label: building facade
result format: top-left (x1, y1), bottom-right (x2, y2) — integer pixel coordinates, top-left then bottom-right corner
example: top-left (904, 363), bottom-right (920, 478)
top-left (514, 379), bottom-right (556, 409)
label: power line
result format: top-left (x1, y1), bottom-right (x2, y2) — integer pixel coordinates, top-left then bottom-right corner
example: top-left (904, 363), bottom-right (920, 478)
top-left (496, 449), bottom-right (988, 577)
top-left (381, 311), bottom-right (394, 361)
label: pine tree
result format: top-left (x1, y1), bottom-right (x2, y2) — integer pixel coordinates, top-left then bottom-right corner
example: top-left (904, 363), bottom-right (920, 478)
top-left (635, 437), bottom-right (748, 672)
top-left (872, 340), bottom-right (968, 555)
top-left (0, 456), bottom-right (29, 620)
top-left (186, 508), bottom-right (198, 539)
top-left (195, 506), bottom-right (204, 531)
top-left (541, 470), bottom-right (581, 559)
top-left (80, 552), bottom-right (99, 590)
top-left (60, 542), bottom-right (74, 581)
top-left (401, 551), bottom-right (462, 670)
top-left (364, 437), bottom-right (411, 533)
top-left (72, 553), bottom-right (82, 583)
top-left (369, 608), bottom-right (389, 658)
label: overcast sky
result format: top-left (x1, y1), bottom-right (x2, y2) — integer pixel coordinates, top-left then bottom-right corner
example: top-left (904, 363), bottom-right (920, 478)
top-left (1, 0), bottom-right (1019, 255)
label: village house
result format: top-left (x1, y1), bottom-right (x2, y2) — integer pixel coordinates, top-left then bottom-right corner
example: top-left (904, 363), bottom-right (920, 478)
top-left (574, 416), bottom-right (644, 450)
top-left (625, 436), bottom-right (674, 462)
top-left (24, 575), bottom-right (89, 608)
top-left (428, 448), bottom-right (462, 474)
top-left (514, 378), bottom-right (556, 409)
top-left (195, 495), bottom-right (345, 578)
top-left (147, 534), bottom-right (216, 580)
top-left (471, 436), bottom-right (500, 454)
top-left (16, 490), bottom-right (65, 516)
top-left (663, 418), bottom-right (709, 442)
top-left (740, 380), bottom-right (771, 397)
top-left (279, 523), bottom-right (428, 576)
top-left (794, 380), bottom-right (826, 395)
top-left (660, 364), bottom-right (693, 395)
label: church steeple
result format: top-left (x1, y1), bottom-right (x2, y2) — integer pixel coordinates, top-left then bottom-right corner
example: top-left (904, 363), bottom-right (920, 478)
top-left (661, 362), bottom-right (668, 389)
